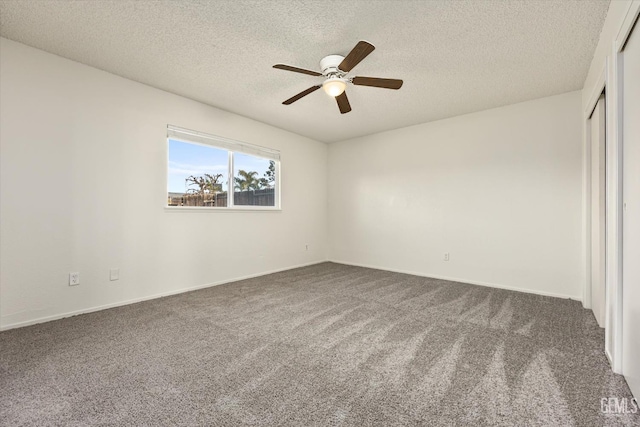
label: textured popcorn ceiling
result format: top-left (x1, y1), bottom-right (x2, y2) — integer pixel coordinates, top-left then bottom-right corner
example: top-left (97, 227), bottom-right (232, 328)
top-left (0, 0), bottom-right (609, 143)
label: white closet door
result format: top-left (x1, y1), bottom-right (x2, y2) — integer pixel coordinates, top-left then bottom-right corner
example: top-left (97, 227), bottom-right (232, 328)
top-left (622, 18), bottom-right (640, 399)
top-left (591, 96), bottom-right (606, 328)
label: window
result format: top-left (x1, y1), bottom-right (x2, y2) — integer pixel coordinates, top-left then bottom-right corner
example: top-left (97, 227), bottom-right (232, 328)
top-left (167, 125), bottom-right (280, 209)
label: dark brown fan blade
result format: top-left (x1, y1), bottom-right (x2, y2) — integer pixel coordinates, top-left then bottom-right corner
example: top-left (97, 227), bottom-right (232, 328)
top-left (282, 85), bottom-right (321, 105)
top-left (339, 41), bottom-right (375, 72)
top-left (352, 76), bottom-right (403, 89)
top-left (335, 92), bottom-right (352, 114)
top-left (273, 64), bottom-right (322, 77)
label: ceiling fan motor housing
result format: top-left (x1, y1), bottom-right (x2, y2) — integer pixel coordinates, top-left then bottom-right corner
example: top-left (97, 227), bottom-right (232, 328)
top-left (320, 55), bottom-right (346, 76)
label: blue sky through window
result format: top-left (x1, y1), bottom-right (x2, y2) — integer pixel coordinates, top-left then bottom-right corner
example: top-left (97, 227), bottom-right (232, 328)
top-left (168, 139), bottom-right (228, 193)
top-left (168, 139), bottom-right (271, 193)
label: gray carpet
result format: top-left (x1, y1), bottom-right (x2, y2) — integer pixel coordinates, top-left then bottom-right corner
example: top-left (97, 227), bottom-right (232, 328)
top-left (1, 262), bottom-right (638, 426)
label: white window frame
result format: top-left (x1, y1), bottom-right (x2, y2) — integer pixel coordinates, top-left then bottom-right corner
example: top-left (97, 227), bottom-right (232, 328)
top-left (165, 125), bottom-right (281, 211)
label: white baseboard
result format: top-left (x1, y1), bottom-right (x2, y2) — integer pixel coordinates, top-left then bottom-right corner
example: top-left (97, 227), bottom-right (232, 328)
top-left (2, 259), bottom-right (582, 331)
top-left (329, 259), bottom-right (582, 302)
top-left (0, 260), bottom-right (328, 331)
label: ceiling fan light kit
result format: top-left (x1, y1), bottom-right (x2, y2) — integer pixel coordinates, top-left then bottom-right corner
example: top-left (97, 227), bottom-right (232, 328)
top-left (322, 77), bottom-right (347, 97)
top-left (273, 41), bottom-right (403, 114)
top-left (320, 54), bottom-right (347, 97)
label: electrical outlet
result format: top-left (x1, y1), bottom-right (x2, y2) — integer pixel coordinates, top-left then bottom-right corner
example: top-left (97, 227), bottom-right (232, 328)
top-left (110, 268), bottom-right (120, 281)
top-left (444, 253), bottom-right (450, 261)
top-left (69, 272), bottom-right (80, 286)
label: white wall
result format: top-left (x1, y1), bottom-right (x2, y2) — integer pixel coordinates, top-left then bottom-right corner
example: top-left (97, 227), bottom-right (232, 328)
top-left (0, 38), bottom-right (328, 330)
top-left (328, 91), bottom-right (583, 299)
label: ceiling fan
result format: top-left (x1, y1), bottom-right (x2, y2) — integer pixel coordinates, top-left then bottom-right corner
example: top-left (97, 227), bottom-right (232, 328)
top-left (273, 41), bottom-right (403, 114)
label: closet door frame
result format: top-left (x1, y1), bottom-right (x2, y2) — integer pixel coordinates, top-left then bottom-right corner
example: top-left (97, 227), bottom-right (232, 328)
top-left (582, 1), bottom-right (640, 374)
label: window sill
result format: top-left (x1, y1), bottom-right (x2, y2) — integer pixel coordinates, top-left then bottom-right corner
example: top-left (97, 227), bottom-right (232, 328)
top-left (164, 206), bottom-right (281, 212)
